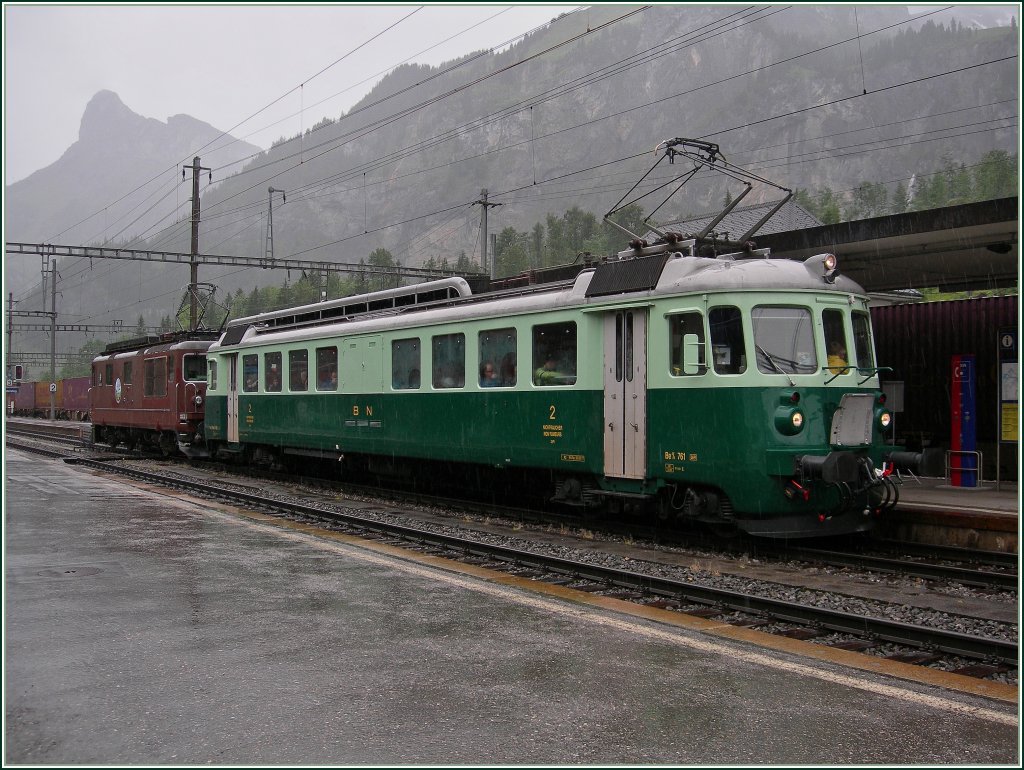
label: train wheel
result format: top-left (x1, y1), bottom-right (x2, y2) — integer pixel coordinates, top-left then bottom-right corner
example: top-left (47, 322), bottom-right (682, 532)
top-left (159, 433), bottom-right (176, 457)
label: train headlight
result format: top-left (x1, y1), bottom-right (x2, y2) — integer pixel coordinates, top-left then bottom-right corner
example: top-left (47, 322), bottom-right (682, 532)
top-left (805, 253), bottom-right (840, 283)
top-left (194, 395), bottom-right (203, 407)
top-left (774, 406), bottom-right (805, 435)
top-left (878, 410), bottom-right (892, 431)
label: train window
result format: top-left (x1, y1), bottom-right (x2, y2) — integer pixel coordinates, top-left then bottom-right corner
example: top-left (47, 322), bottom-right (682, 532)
top-left (105, 363), bottom-right (114, 386)
top-left (208, 361), bottom-right (217, 390)
top-left (123, 361), bottom-right (133, 385)
top-left (479, 328), bottom-right (516, 387)
top-left (822, 309), bottom-right (850, 375)
top-left (316, 347), bottom-right (338, 391)
top-left (95, 368), bottom-right (102, 386)
top-left (669, 312), bottom-right (707, 376)
top-left (852, 312), bottom-right (875, 369)
top-left (391, 338), bottom-right (421, 390)
top-left (289, 350), bottom-right (309, 391)
top-left (242, 355), bottom-right (259, 392)
top-left (752, 306), bottom-right (817, 375)
top-left (708, 307), bottom-right (747, 375)
top-left (264, 352), bottom-right (282, 392)
top-left (144, 358), bottom-right (167, 397)
top-left (167, 355), bottom-right (175, 382)
top-left (532, 322), bottom-right (577, 386)
top-left (183, 355), bottom-right (207, 382)
top-left (432, 333), bottom-right (465, 389)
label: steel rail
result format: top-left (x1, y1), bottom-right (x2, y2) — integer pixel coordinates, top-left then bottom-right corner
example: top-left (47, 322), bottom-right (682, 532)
top-left (54, 456), bottom-right (1020, 666)
top-left (784, 546), bottom-right (1019, 590)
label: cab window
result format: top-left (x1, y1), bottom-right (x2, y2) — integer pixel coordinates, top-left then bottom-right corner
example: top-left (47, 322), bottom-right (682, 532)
top-left (208, 361), bottom-right (217, 390)
top-left (105, 363), bottom-right (114, 385)
top-left (708, 307), bottom-right (747, 374)
top-left (123, 361), bottom-right (133, 385)
top-left (752, 306), bottom-right (817, 375)
top-left (669, 312), bottom-right (707, 376)
top-left (852, 312), bottom-right (875, 369)
top-left (183, 354), bottom-right (207, 382)
top-left (823, 309), bottom-right (850, 375)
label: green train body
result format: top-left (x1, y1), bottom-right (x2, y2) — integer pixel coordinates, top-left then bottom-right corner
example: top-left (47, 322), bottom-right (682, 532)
top-left (204, 242), bottom-right (906, 537)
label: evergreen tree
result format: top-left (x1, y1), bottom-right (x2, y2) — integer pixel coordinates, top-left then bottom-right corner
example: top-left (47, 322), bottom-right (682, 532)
top-left (891, 181), bottom-right (909, 214)
top-left (454, 250), bottom-right (475, 274)
top-left (368, 247), bottom-right (401, 289)
top-left (973, 150), bottom-right (1016, 200)
top-left (494, 227), bottom-right (530, 277)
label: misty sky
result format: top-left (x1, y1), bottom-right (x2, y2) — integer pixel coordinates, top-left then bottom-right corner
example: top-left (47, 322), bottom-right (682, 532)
top-left (2, 3), bottom-right (580, 186)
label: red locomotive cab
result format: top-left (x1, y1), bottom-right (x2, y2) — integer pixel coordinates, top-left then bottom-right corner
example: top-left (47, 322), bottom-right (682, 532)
top-left (89, 332), bottom-right (217, 454)
top-left (177, 347), bottom-right (209, 429)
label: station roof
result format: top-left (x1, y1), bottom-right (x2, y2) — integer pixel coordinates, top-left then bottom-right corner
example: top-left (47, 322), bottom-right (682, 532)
top-left (752, 197), bottom-right (1019, 293)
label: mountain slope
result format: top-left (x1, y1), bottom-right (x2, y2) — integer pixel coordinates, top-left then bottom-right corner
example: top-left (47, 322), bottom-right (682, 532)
top-left (4, 90), bottom-right (261, 295)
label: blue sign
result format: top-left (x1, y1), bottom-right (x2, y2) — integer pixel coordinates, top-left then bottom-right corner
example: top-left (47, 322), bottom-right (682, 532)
top-left (950, 354), bottom-right (977, 486)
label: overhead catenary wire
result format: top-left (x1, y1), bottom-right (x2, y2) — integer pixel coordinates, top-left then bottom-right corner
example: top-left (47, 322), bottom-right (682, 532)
top-left (99, 3), bottom-right (905, 250)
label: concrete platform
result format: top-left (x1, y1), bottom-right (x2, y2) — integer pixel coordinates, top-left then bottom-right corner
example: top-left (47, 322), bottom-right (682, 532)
top-left (881, 477), bottom-right (1019, 552)
top-left (3, 448), bottom-right (1018, 764)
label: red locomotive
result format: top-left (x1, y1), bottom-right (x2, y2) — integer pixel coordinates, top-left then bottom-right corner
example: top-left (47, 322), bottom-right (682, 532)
top-left (90, 332), bottom-right (218, 454)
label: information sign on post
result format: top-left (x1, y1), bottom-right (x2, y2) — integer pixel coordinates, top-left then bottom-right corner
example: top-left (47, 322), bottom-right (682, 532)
top-left (950, 354), bottom-right (977, 487)
top-left (999, 329), bottom-right (1018, 442)
top-left (997, 329), bottom-right (1018, 490)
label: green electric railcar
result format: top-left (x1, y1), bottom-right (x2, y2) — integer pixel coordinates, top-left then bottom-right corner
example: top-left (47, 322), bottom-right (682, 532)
top-left (204, 242), bottom-right (908, 537)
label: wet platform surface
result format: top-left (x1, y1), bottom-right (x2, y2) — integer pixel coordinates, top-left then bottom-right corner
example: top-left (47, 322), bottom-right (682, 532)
top-left (3, 448), bottom-right (1019, 764)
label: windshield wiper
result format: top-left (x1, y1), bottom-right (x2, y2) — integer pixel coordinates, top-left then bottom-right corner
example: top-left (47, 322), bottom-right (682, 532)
top-left (756, 345), bottom-right (794, 386)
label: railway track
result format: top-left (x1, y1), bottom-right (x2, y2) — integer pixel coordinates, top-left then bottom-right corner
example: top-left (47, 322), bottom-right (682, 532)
top-left (6, 429), bottom-right (1017, 593)
top-left (9, 437), bottom-right (1015, 676)
top-left (784, 543), bottom-right (1018, 590)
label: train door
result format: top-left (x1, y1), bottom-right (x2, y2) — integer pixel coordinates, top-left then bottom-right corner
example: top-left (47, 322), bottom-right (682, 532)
top-left (342, 335), bottom-right (384, 393)
top-left (226, 353), bottom-right (239, 443)
top-left (603, 310), bottom-right (648, 479)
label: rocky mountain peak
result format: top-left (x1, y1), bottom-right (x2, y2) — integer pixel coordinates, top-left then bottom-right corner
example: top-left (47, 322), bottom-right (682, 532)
top-left (78, 89), bottom-right (147, 143)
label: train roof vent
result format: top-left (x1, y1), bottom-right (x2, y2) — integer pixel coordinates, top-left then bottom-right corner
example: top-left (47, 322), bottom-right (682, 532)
top-left (102, 334), bottom-right (163, 354)
top-left (227, 277), bottom-right (473, 337)
top-left (585, 252), bottom-right (671, 298)
top-left (101, 330), bottom-right (220, 354)
top-left (219, 324), bottom-right (251, 347)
